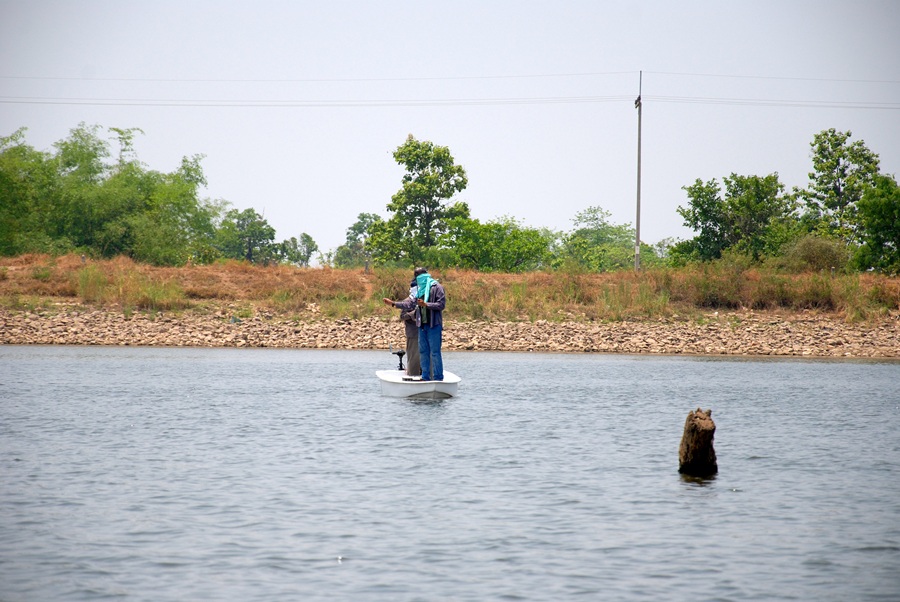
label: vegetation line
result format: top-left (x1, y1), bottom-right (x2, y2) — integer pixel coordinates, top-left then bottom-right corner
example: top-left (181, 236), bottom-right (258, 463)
top-left (1, 255), bottom-right (897, 324)
top-left (1, 124), bottom-right (898, 280)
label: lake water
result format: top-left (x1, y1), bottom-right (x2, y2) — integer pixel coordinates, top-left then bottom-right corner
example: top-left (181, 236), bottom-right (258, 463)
top-left (1, 346), bottom-right (899, 601)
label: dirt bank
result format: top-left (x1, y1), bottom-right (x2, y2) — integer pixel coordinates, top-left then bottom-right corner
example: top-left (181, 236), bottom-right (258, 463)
top-left (2, 303), bottom-right (898, 358)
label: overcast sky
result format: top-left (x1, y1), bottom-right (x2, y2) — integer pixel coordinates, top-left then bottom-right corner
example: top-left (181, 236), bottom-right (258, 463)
top-left (2, 1), bottom-right (898, 258)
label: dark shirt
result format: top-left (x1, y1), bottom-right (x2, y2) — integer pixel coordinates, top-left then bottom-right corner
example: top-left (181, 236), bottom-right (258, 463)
top-left (394, 281), bottom-right (445, 328)
top-left (399, 305), bottom-right (418, 339)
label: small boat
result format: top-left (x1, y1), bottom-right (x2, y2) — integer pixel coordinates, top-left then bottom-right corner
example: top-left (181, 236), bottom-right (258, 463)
top-left (375, 369), bottom-right (461, 400)
top-left (376, 346), bottom-right (461, 400)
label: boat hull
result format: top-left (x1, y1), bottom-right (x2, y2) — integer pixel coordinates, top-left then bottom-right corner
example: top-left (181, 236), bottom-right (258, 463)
top-left (375, 370), bottom-right (461, 400)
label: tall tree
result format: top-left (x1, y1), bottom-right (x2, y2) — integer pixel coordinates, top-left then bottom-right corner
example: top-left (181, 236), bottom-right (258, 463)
top-left (0, 128), bottom-right (60, 254)
top-left (370, 135), bottom-right (469, 264)
top-left (798, 128), bottom-right (880, 243)
top-left (333, 212), bottom-right (381, 268)
top-left (52, 123), bottom-right (112, 250)
top-left (674, 173), bottom-right (795, 261)
top-left (557, 206), bottom-right (642, 271)
top-left (854, 174), bottom-right (900, 273)
top-left (215, 208), bottom-right (276, 263)
top-left (279, 233), bottom-right (319, 267)
top-left (128, 156), bottom-right (219, 266)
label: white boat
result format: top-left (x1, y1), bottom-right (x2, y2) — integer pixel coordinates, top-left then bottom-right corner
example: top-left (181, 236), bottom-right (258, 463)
top-left (375, 369), bottom-right (461, 400)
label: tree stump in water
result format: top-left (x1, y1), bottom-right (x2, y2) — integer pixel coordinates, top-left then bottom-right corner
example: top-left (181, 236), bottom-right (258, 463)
top-left (678, 408), bottom-right (718, 477)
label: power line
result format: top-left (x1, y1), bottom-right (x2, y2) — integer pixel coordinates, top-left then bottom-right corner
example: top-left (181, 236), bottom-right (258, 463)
top-left (649, 95), bottom-right (900, 110)
top-left (645, 70), bottom-right (900, 85)
top-left (0, 71), bottom-right (635, 84)
top-left (1, 94), bottom-right (896, 110)
top-left (0, 94), bottom-right (633, 107)
top-left (3, 69), bottom-right (898, 85)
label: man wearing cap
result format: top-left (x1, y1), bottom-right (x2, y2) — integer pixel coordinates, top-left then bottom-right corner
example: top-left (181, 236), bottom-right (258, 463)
top-left (383, 267), bottom-right (446, 381)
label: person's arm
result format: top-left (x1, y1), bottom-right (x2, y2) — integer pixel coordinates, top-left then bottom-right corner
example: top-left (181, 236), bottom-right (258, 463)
top-left (418, 284), bottom-right (445, 311)
top-left (385, 296), bottom-right (417, 311)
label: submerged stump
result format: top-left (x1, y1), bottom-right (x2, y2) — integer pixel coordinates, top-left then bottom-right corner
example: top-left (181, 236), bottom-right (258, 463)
top-left (678, 408), bottom-right (718, 477)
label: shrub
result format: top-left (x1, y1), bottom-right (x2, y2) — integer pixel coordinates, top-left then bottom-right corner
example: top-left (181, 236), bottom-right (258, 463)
top-left (793, 273), bottom-right (835, 310)
top-left (773, 235), bottom-right (850, 273)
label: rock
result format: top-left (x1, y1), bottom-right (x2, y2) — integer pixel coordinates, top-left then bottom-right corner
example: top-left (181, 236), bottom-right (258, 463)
top-left (0, 305), bottom-right (898, 357)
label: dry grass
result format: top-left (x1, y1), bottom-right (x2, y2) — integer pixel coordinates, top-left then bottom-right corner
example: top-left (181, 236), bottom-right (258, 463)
top-left (1, 254), bottom-right (898, 321)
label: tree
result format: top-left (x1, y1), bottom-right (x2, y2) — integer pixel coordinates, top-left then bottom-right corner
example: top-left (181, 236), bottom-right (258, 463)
top-left (558, 206), bottom-right (649, 271)
top-left (798, 128), bottom-right (880, 243)
top-left (440, 216), bottom-right (555, 272)
top-left (54, 122), bottom-right (109, 183)
top-left (854, 174), bottom-right (900, 273)
top-left (370, 135), bottom-right (469, 264)
top-left (52, 123), bottom-right (112, 250)
top-left (215, 208), bottom-right (276, 263)
top-left (279, 233), bottom-right (318, 267)
top-left (0, 128), bottom-right (61, 255)
top-left (673, 173), bottom-right (795, 261)
top-left (128, 156), bottom-right (219, 266)
top-left (332, 212), bottom-right (381, 268)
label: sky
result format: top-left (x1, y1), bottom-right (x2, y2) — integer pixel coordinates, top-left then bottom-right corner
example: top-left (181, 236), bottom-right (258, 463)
top-left (2, 0), bottom-right (899, 260)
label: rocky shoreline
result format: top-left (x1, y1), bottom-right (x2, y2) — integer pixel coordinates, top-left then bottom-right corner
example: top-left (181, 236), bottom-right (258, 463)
top-left (2, 304), bottom-right (898, 358)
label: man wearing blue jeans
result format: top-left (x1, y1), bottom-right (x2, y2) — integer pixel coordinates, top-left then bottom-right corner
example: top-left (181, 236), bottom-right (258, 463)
top-left (383, 267), bottom-right (446, 381)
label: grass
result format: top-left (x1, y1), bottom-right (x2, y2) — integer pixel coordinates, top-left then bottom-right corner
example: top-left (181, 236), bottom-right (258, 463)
top-left (0, 253), bottom-right (898, 321)
top-left (70, 257), bottom-right (190, 312)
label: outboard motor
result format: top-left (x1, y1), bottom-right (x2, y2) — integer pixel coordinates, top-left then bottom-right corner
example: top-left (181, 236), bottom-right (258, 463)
top-left (389, 343), bottom-right (405, 371)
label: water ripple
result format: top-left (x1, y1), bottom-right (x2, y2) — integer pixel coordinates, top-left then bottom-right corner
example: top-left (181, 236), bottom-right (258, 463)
top-left (1, 347), bottom-right (899, 601)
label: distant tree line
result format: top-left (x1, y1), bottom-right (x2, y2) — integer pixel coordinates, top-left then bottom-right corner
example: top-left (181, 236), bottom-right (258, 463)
top-left (669, 128), bottom-right (899, 273)
top-left (330, 130), bottom-right (899, 274)
top-left (0, 124), bottom-right (317, 266)
top-left (2, 124), bottom-right (897, 274)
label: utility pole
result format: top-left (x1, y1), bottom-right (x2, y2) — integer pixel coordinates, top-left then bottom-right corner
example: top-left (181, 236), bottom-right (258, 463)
top-left (634, 71), bottom-right (644, 272)
top-left (634, 71), bottom-right (642, 271)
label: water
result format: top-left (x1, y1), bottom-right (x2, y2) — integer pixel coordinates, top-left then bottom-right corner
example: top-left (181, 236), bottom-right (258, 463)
top-left (1, 346), bottom-right (899, 601)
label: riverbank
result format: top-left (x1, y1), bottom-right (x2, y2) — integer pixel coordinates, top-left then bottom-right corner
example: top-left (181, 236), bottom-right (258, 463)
top-left (2, 302), bottom-right (898, 358)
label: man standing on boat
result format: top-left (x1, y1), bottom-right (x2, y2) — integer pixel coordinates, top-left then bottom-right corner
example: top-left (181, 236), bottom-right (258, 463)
top-left (399, 278), bottom-right (421, 378)
top-left (383, 267), bottom-right (446, 381)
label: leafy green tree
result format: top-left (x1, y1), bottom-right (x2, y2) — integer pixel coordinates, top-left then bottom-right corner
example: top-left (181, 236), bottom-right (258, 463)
top-left (297, 233), bottom-right (319, 266)
top-left (672, 179), bottom-right (725, 261)
top-left (557, 206), bottom-right (652, 271)
top-left (54, 122), bottom-right (109, 183)
top-left (128, 157), bottom-right (220, 266)
top-left (333, 212), bottom-right (381, 268)
top-left (52, 123), bottom-right (112, 251)
top-left (215, 208), bottom-right (276, 263)
top-left (673, 173), bottom-right (796, 261)
top-left (0, 128), bottom-right (62, 254)
top-left (370, 135), bottom-right (469, 264)
top-left (1, 124), bottom-right (227, 264)
top-left (854, 174), bottom-right (900, 273)
top-left (798, 128), bottom-right (880, 243)
top-left (440, 216), bottom-right (555, 272)
top-left (279, 233), bottom-right (318, 267)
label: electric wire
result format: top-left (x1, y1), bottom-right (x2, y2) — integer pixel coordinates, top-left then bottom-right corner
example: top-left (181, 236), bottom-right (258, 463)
top-left (1, 69), bottom-right (897, 109)
top-left (0, 94), bottom-right (896, 110)
top-left (2, 70), bottom-right (899, 85)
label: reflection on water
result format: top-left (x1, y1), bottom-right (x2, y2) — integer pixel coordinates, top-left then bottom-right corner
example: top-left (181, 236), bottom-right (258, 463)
top-left (1, 346), bottom-right (899, 601)
top-left (679, 473), bottom-right (717, 487)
